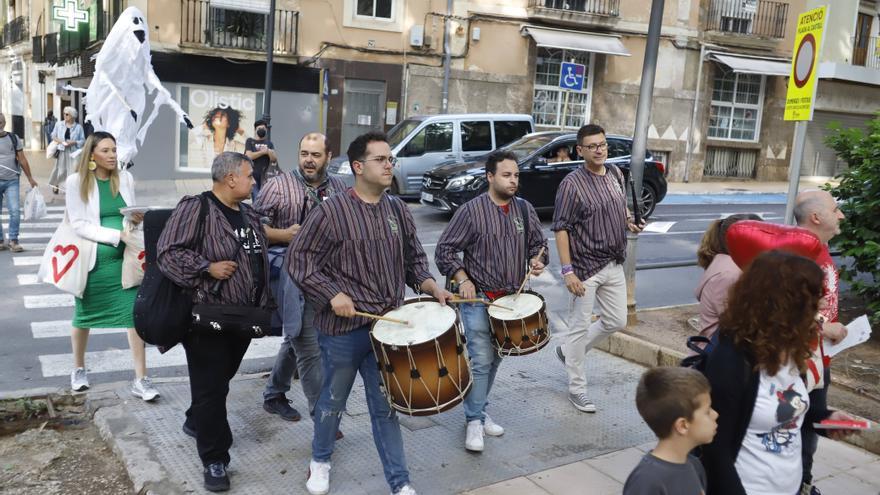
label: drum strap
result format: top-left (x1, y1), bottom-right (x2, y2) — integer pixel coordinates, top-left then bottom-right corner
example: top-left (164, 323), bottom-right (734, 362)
top-left (517, 198), bottom-right (530, 274)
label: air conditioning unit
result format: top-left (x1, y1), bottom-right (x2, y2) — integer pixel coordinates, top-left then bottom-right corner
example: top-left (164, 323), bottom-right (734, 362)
top-left (410, 25), bottom-right (424, 47)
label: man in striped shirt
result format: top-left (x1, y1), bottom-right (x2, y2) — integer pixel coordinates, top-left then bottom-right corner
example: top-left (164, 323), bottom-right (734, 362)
top-left (256, 132), bottom-right (346, 424)
top-left (289, 131), bottom-right (451, 495)
top-left (552, 123), bottom-right (644, 414)
top-left (435, 149), bottom-right (547, 453)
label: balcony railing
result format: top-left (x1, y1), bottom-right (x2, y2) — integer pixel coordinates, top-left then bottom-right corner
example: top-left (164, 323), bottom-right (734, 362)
top-left (853, 35), bottom-right (880, 70)
top-left (527, 0), bottom-right (619, 17)
top-left (707, 0), bottom-right (789, 39)
top-left (0, 16), bottom-right (29, 48)
top-left (181, 0), bottom-right (298, 55)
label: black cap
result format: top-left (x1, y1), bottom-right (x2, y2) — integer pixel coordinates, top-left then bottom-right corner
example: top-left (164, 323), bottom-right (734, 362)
top-left (254, 119), bottom-right (268, 129)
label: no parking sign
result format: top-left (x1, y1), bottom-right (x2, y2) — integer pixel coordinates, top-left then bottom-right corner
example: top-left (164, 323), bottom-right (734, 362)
top-left (784, 6), bottom-right (827, 121)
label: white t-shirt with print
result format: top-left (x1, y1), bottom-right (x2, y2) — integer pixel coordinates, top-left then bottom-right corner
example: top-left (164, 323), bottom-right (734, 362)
top-left (735, 361), bottom-right (809, 495)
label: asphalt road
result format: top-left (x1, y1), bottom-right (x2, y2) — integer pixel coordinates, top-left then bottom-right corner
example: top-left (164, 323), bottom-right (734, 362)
top-left (0, 200), bottom-right (785, 393)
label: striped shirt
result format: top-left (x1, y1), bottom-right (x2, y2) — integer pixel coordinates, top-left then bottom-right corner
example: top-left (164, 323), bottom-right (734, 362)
top-left (254, 171), bottom-right (347, 234)
top-left (435, 193), bottom-right (548, 293)
top-left (157, 195), bottom-right (271, 306)
top-left (551, 165), bottom-right (628, 280)
top-left (287, 190), bottom-right (434, 335)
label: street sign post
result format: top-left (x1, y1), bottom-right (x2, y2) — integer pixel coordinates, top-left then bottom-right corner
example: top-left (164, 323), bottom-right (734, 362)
top-left (783, 5), bottom-right (828, 225)
top-left (558, 62), bottom-right (586, 129)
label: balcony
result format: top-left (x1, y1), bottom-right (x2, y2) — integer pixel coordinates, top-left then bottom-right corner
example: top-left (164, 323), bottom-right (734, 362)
top-left (0, 16), bottom-right (29, 48)
top-left (181, 0), bottom-right (298, 56)
top-left (707, 0), bottom-right (789, 39)
top-left (526, 0), bottom-right (619, 28)
top-left (853, 35), bottom-right (880, 70)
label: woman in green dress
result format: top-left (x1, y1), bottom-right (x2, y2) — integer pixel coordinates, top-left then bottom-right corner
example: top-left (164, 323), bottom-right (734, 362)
top-left (65, 132), bottom-right (158, 401)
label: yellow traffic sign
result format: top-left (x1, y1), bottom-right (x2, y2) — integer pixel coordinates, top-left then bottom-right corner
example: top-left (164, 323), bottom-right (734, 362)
top-left (785, 6), bottom-right (828, 121)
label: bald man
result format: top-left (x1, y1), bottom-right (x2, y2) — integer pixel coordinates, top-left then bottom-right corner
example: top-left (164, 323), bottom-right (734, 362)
top-left (256, 133), bottom-right (348, 424)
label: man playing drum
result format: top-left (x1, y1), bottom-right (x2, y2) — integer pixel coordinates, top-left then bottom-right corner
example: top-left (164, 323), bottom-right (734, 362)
top-left (435, 149), bottom-right (548, 453)
top-left (289, 131), bottom-right (451, 495)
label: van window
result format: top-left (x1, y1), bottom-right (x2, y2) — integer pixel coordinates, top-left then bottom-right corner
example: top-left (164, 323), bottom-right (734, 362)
top-left (461, 121), bottom-right (492, 152)
top-left (401, 122), bottom-right (453, 157)
top-left (388, 119), bottom-right (423, 149)
top-left (494, 121), bottom-right (532, 148)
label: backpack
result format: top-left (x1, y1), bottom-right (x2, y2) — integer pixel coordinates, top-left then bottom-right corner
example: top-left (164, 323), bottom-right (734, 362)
top-left (134, 194), bottom-right (209, 348)
top-left (680, 334), bottom-right (717, 372)
top-left (5, 133), bottom-right (20, 170)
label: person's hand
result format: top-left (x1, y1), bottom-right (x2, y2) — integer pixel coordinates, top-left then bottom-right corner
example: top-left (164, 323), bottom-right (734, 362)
top-left (268, 149), bottom-right (278, 162)
top-left (457, 279), bottom-right (476, 300)
top-left (27, 177), bottom-right (38, 188)
top-left (530, 257), bottom-right (545, 276)
top-left (822, 321), bottom-right (848, 345)
top-left (564, 272), bottom-right (585, 297)
top-left (279, 224), bottom-right (301, 243)
top-left (331, 292), bottom-right (356, 318)
top-left (825, 411), bottom-right (861, 440)
top-left (421, 278), bottom-right (452, 305)
top-left (207, 261), bottom-right (237, 280)
top-left (627, 218), bottom-right (646, 233)
top-left (129, 212), bottom-right (144, 225)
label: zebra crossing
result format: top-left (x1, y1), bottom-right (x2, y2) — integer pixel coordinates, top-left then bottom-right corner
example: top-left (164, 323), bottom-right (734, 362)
top-left (4, 204), bottom-right (281, 387)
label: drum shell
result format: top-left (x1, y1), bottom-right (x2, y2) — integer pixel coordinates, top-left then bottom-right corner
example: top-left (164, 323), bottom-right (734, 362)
top-left (487, 291), bottom-right (550, 356)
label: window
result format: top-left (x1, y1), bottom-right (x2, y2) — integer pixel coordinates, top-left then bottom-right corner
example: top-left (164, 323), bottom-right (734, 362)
top-left (356, 0), bottom-right (391, 19)
top-left (210, 8), bottom-right (267, 51)
top-left (708, 68), bottom-right (764, 141)
top-left (401, 122), bottom-right (453, 157)
top-left (704, 147), bottom-right (757, 178)
top-left (606, 139), bottom-right (631, 159)
top-left (461, 121), bottom-right (492, 152)
top-left (493, 121), bottom-right (532, 148)
top-left (532, 48), bottom-right (593, 129)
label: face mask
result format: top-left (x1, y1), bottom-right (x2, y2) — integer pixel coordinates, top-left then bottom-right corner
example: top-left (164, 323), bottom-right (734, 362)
top-left (256, 128), bottom-right (267, 138)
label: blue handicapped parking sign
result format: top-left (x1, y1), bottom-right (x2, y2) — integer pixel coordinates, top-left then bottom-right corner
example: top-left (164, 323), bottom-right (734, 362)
top-left (559, 62), bottom-right (586, 91)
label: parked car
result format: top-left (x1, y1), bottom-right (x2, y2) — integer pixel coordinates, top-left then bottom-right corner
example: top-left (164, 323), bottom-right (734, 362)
top-left (419, 131), bottom-right (668, 218)
top-left (328, 113), bottom-right (534, 194)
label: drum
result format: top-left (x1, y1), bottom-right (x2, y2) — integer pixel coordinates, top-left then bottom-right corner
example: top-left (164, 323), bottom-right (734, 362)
top-left (487, 290), bottom-right (550, 356)
top-left (370, 297), bottom-right (472, 416)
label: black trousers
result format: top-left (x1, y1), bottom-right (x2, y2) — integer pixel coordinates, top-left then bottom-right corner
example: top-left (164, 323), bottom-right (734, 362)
top-left (182, 331), bottom-right (251, 467)
top-left (802, 365), bottom-right (832, 485)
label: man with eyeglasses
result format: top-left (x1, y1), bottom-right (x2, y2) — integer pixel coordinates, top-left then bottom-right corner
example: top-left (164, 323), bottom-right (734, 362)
top-left (552, 123), bottom-right (644, 413)
top-left (289, 131), bottom-right (450, 495)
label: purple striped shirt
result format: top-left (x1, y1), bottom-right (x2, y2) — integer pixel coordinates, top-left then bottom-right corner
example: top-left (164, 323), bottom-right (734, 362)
top-left (551, 165), bottom-right (628, 280)
top-left (435, 193), bottom-right (548, 293)
top-left (254, 171), bottom-right (347, 233)
top-left (287, 190), bottom-right (434, 335)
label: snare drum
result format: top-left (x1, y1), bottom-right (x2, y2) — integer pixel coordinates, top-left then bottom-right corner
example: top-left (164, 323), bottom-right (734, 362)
top-left (487, 290), bottom-right (550, 356)
top-left (370, 298), bottom-right (472, 416)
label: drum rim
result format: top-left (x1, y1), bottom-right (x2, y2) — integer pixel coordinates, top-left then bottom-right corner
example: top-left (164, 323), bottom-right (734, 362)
top-left (487, 290), bottom-right (546, 320)
top-left (371, 296), bottom-right (458, 345)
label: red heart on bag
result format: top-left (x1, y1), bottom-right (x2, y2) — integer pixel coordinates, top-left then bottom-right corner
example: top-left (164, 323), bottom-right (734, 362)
top-left (51, 245), bottom-right (80, 283)
top-left (138, 250), bottom-right (146, 271)
top-left (725, 220), bottom-right (824, 269)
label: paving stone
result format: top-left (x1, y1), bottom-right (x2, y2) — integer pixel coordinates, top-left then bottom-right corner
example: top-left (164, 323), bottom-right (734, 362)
top-left (528, 462), bottom-right (620, 495)
top-left (583, 447), bottom-right (645, 484)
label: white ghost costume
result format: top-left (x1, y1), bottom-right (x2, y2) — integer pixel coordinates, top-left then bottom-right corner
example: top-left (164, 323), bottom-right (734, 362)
top-left (85, 7), bottom-right (193, 166)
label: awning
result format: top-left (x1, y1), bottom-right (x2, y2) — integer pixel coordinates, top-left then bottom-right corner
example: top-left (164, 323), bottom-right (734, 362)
top-left (521, 26), bottom-right (630, 57)
top-left (709, 53), bottom-right (791, 77)
top-left (210, 0), bottom-right (270, 15)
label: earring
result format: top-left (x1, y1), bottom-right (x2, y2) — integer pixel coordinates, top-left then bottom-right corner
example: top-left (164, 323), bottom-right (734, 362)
top-left (88, 160), bottom-right (97, 171)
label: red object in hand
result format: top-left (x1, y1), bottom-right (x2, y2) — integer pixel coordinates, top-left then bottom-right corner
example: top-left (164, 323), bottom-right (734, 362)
top-left (815, 419), bottom-right (872, 430)
top-left (725, 220), bottom-right (825, 269)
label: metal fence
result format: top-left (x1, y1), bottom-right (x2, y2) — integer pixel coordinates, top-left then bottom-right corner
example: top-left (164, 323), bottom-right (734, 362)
top-left (703, 147), bottom-right (757, 178)
top-left (181, 0), bottom-right (298, 55)
top-left (707, 0), bottom-right (789, 38)
top-left (0, 16), bottom-right (29, 48)
top-left (527, 0), bottom-right (620, 17)
top-left (853, 35), bottom-right (880, 70)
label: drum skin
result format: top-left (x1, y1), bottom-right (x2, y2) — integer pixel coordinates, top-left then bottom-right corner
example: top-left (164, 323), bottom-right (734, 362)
top-left (487, 290), bottom-right (550, 356)
top-left (370, 298), bottom-right (472, 416)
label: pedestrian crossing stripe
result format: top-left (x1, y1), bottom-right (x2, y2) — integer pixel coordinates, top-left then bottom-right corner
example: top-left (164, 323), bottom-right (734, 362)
top-left (18, 243), bottom-right (47, 251)
top-left (17, 274), bottom-right (41, 285)
top-left (16, 232), bottom-right (53, 239)
top-left (2, 223), bottom-right (58, 230)
top-left (24, 294), bottom-right (74, 309)
top-left (31, 320), bottom-right (123, 339)
top-left (38, 336), bottom-right (283, 377)
top-left (1, 213), bottom-right (64, 220)
top-left (13, 256), bottom-right (43, 266)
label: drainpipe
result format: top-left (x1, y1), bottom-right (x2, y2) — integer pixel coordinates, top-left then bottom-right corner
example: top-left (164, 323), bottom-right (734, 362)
top-left (683, 42), bottom-right (706, 183)
top-left (440, 0), bottom-right (452, 113)
top-left (262, 0), bottom-right (277, 137)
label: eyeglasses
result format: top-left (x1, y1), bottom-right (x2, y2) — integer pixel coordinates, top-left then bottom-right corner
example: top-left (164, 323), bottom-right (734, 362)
top-left (577, 142), bottom-right (608, 153)
top-left (362, 156), bottom-right (398, 166)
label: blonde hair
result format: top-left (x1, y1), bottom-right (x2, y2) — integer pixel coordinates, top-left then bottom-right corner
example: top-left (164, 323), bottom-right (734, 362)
top-left (77, 132), bottom-right (120, 203)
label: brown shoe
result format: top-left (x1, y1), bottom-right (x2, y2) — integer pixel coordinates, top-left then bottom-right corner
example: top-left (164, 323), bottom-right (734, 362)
top-left (9, 241), bottom-right (23, 253)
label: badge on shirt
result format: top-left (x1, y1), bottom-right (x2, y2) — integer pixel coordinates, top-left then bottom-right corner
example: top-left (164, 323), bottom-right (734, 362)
top-left (514, 217), bottom-right (524, 234)
top-left (387, 215), bottom-right (399, 234)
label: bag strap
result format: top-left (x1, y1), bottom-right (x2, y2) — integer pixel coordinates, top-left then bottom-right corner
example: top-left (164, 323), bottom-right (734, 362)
top-left (3, 133), bottom-right (20, 172)
top-left (389, 196), bottom-right (413, 289)
top-left (517, 197), bottom-right (529, 272)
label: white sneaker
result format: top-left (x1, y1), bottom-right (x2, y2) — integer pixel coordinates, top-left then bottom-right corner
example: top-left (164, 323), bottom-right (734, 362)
top-left (394, 485), bottom-right (417, 495)
top-left (483, 414), bottom-right (504, 437)
top-left (70, 368), bottom-right (89, 392)
top-left (131, 377), bottom-right (160, 402)
top-left (465, 419), bottom-right (484, 452)
top-left (306, 460), bottom-right (331, 495)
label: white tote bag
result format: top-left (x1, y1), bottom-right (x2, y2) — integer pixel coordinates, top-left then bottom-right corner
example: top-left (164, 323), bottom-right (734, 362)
top-left (37, 216), bottom-right (95, 298)
top-left (120, 224), bottom-right (146, 289)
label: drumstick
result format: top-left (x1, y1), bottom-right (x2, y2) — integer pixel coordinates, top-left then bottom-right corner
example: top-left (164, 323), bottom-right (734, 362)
top-left (354, 311), bottom-right (410, 325)
top-left (516, 246), bottom-right (546, 297)
top-left (449, 297), bottom-right (514, 311)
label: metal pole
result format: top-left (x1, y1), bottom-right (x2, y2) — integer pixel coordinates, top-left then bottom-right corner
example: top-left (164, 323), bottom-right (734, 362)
top-left (560, 90), bottom-right (570, 130)
top-left (784, 121), bottom-right (807, 225)
top-left (262, 0), bottom-right (276, 137)
top-left (624, 0), bottom-right (665, 322)
top-left (683, 43), bottom-right (706, 183)
top-left (440, 0), bottom-right (452, 114)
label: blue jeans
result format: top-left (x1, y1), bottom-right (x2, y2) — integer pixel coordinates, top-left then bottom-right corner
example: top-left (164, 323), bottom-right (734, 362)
top-left (460, 302), bottom-right (503, 423)
top-left (0, 178), bottom-right (20, 242)
top-left (264, 301), bottom-right (323, 412)
top-left (312, 325), bottom-right (410, 492)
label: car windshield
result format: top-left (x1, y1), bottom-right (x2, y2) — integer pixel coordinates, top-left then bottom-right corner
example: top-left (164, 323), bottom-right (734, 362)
top-left (387, 119), bottom-right (423, 149)
top-left (502, 134), bottom-right (559, 161)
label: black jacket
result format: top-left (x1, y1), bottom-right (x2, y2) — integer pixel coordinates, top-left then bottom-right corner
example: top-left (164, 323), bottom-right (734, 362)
top-left (700, 334), bottom-right (832, 495)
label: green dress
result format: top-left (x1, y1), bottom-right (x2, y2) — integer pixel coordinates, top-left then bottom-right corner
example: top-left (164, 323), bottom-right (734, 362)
top-left (72, 178), bottom-right (137, 328)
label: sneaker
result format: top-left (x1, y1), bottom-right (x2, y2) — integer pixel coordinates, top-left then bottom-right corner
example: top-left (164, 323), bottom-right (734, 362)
top-left (70, 368), bottom-right (89, 391)
top-left (800, 483), bottom-right (821, 495)
top-left (306, 460), bottom-right (331, 495)
top-left (263, 397), bottom-right (302, 421)
top-left (483, 414), bottom-right (504, 437)
top-left (203, 462), bottom-right (230, 492)
top-left (555, 345), bottom-right (565, 365)
top-left (182, 421), bottom-right (197, 439)
top-left (131, 377), bottom-right (160, 402)
top-left (394, 485), bottom-right (417, 495)
top-left (568, 392), bottom-right (597, 413)
top-left (8, 241), bottom-right (23, 253)
top-left (465, 420), bottom-right (484, 452)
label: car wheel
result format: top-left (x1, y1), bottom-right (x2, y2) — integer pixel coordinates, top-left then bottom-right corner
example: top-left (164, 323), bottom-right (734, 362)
top-left (639, 185), bottom-right (657, 219)
top-left (390, 178), bottom-right (401, 196)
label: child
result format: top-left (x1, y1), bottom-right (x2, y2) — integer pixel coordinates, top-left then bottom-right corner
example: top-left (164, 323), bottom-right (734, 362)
top-left (624, 366), bottom-right (718, 495)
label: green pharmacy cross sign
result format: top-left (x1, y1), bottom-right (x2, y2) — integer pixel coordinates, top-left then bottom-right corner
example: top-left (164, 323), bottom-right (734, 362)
top-left (53, 0), bottom-right (89, 32)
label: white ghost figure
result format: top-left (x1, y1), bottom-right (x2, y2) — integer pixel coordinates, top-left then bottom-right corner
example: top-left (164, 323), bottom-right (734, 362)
top-left (85, 7), bottom-right (193, 167)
